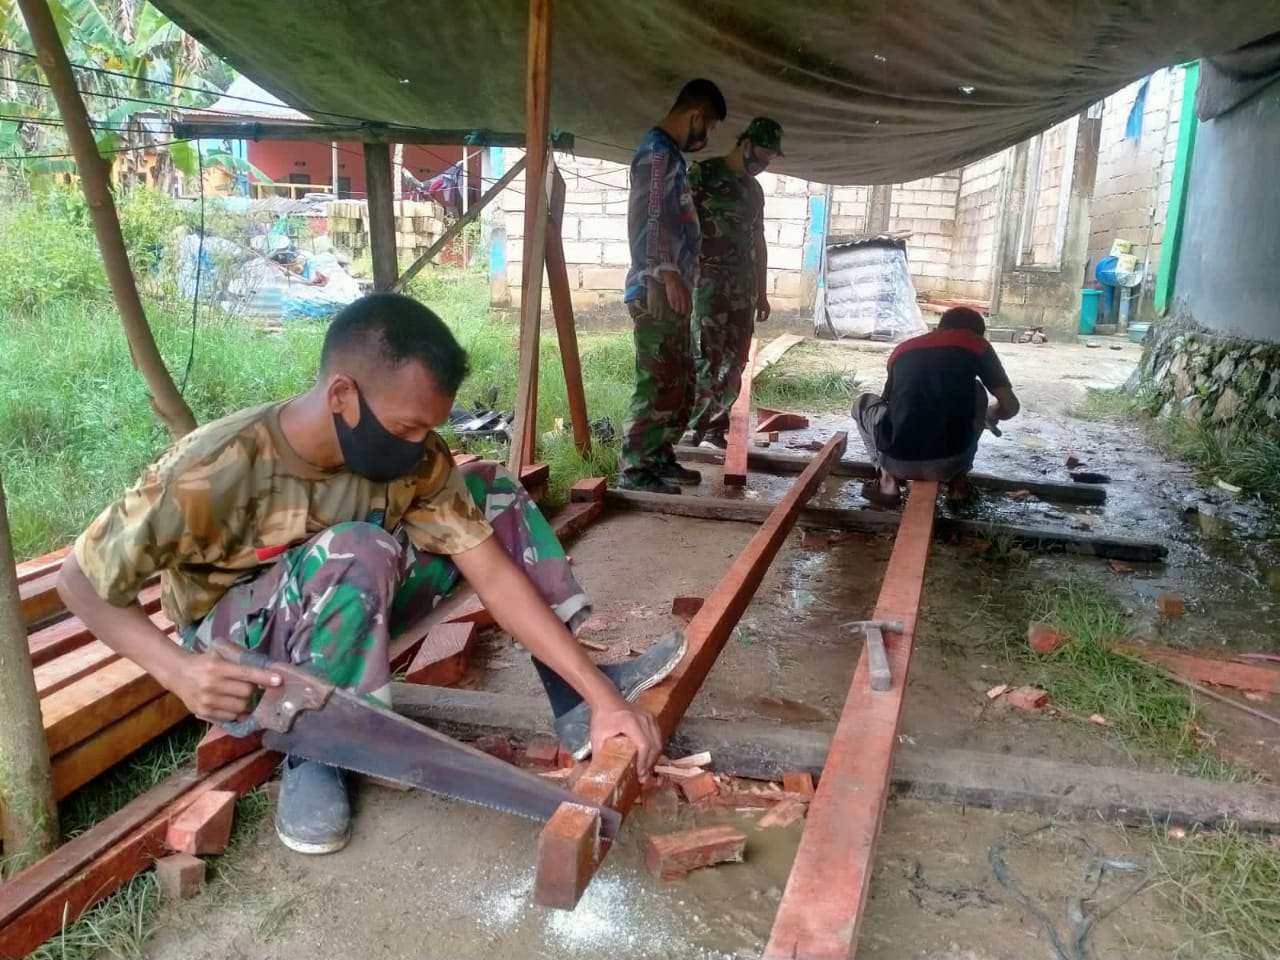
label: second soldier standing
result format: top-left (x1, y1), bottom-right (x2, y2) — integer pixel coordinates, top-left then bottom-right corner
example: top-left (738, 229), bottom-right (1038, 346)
top-left (684, 117), bottom-right (784, 448)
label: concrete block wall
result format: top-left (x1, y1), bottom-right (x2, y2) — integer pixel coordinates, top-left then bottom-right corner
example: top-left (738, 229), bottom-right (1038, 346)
top-left (1086, 67), bottom-right (1183, 295)
top-left (948, 151), bottom-right (1009, 300)
top-left (887, 174), bottom-right (962, 293)
top-left (829, 185), bottom-right (870, 238)
top-left (493, 150), bottom-right (815, 315)
top-left (1026, 119), bottom-right (1074, 265)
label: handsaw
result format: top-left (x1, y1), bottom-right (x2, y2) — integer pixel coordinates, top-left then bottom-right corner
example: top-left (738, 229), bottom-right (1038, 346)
top-left (212, 639), bottom-right (621, 840)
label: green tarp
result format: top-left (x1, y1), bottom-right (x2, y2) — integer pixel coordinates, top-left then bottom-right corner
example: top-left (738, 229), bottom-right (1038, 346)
top-left (154, 0), bottom-right (1280, 183)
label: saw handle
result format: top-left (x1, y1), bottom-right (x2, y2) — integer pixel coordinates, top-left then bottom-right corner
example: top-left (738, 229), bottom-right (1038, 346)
top-left (210, 638), bottom-right (272, 738)
top-left (210, 637), bottom-right (335, 738)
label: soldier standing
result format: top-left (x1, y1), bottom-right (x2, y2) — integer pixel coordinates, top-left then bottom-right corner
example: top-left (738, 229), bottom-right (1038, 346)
top-left (685, 117), bottom-right (784, 448)
top-left (618, 79), bottom-right (728, 495)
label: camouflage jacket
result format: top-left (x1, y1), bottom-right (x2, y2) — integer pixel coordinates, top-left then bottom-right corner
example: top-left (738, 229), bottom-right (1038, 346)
top-left (688, 156), bottom-right (766, 305)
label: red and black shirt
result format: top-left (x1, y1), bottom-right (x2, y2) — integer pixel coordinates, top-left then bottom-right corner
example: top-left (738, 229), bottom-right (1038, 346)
top-left (877, 329), bottom-right (1011, 461)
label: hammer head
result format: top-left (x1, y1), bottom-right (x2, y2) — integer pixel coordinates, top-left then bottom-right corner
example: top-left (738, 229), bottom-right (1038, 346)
top-left (841, 619), bottom-right (905, 634)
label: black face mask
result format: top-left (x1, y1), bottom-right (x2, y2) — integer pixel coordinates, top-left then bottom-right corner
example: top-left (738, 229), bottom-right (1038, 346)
top-left (333, 385), bottom-right (426, 483)
top-left (684, 117), bottom-right (708, 153)
top-left (744, 145), bottom-right (769, 177)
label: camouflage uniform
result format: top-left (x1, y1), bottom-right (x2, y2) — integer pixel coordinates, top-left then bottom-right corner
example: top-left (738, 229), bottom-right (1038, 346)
top-left (686, 156), bottom-right (766, 439)
top-left (74, 404), bottom-right (589, 709)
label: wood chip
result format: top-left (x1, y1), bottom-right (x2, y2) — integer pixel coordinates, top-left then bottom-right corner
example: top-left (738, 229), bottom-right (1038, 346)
top-left (986, 683), bottom-right (1010, 699)
top-left (577, 638), bottom-right (609, 652)
top-left (480, 658), bottom-right (514, 670)
top-left (757, 799), bottom-right (808, 829)
top-left (1089, 714), bottom-right (1111, 726)
top-left (669, 752), bottom-right (712, 769)
top-left (1107, 559), bottom-right (1134, 574)
top-left (654, 764), bottom-right (707, 780)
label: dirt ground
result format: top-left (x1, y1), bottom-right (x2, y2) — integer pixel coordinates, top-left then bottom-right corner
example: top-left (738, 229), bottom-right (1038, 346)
top-left (142, 334), bottom-right (1278, 960)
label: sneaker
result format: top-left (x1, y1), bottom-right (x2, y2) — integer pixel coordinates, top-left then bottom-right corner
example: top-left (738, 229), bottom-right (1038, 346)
top-left (681, 430), bottom-right (703, 447)
top-left (553, 630), bottom-right (689, 760)
top-left (617, 471), bottom-right (681, 495)
top-left (275, 756), bottom-right (351, 855)
top-left (700, 431), bottom-right (728, 450)
top-left (654, 461), bottom-right (702, 485)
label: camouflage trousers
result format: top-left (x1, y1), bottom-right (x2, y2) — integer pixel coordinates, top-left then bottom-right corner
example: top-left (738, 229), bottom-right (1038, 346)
top-left (687, 293), bottom-right (754, 437)
top-left (619, 285), bottom-right (696, 478)
top-left (187, 460), bottom-right (589, 711)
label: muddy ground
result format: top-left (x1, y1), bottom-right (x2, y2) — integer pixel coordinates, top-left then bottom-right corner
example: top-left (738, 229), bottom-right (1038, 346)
top-left (143, 334), bottom-right (1278, 960)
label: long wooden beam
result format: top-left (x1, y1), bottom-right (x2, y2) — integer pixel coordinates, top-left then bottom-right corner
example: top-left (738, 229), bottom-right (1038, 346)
top-left (677, 445), bottom-right (1107, 505)
top-left (532, 432), bottom-right (848, 909)
top-left (722, 338), bottom-right (759, 488)
top-left (765, 480), bottom-right (938, 960)
top-left (604, 488), bottom-right (1166, 562)
top-left (545, 167), bottom-right (592, 456)
top-left (390, 155), bottom-right (528, 294)
top-left (172, 118), bottom-right (574, 150)
top-left (393, 687), bottom-right (1280, 834)
top-left (363, 142), bottom-right (398, 290)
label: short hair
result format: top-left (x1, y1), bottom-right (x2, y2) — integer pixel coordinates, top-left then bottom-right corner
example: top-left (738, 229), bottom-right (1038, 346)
top-left (937, 306), bottom-right (986, 337)
top-left (672, 78), bottom-right (727, 121)
top-left (320, 293), bottom-right (470, 393)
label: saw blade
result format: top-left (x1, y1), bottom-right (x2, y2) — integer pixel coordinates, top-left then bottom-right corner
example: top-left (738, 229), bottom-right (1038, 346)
top-left (261, 689), bottom-right (621, 839)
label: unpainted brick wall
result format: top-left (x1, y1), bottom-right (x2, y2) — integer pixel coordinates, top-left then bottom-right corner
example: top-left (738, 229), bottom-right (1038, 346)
top-left (1086, 67), bottom-right (1184, 289)
top-left (948, 151), bottom-right (1009, 300)
top-left (1026, 119), bottom-right (1075, 266)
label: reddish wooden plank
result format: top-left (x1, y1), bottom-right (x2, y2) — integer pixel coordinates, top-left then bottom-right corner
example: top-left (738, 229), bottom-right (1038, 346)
top-left (15, 545), bottom-right (71, 584)
top-left (19, 569), bottom-right (65, 628)
top-left (645, 825), bottom-right (747, 879)
top-left (1116, 644), bottom-right (1280, 694)
top-left (764, 480), bottom-right (939, 960)
top-left (570, 477), bottom-right (607, 503)
top-left (154, 853), bottom-right (206, 900)
top-left (28, 584), bottom-right (165, 667)
top-left (42, 657), bottom-right (166, 755)
top-left (723, 338), bottom-right (760, 488)
top-left (532, 433), bottom-right (847, 908)
top-left (34, 640), bottom-right (119, 698)
top-left (404, 622), bottom-right (477, 687)
top-left (756, 411), bottom-right (810, 433)
top-left (0, 750), bottom-right (280, 956)
top-left (546, 188), bottom-right (593, 457)
top-left (51, 693), bottom-right (189, 799)
top-left (195, 725), bottom-right (264, 775)
top-left (166, 789), bottom-right (237, 855)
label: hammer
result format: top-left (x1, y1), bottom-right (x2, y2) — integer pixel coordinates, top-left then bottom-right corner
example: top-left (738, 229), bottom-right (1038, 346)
top-left (842, 620), bottom-right (905, 692)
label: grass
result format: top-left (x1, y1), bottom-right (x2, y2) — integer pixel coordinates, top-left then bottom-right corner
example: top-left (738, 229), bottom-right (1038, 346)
top-left (1065, 385), bottom-right (1141, 421)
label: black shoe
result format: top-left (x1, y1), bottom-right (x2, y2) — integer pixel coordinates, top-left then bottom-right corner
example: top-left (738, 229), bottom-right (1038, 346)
top-left (655, 461), bottom-right (702, 485)
top-left (275, 756), bottom-right (351, 855)
top-left (681, 430), bottom-right (703, 446)
top-left (701, 431), bottom-right (728, 450)
top-left (553, 631), bottom-right (689, 759)
top-left (617, 471), bottom-right (681, 495)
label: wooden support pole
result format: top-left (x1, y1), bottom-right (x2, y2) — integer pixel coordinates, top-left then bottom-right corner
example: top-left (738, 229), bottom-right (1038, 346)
top-left (391, 155), bottom-right (527, 294)
top-left (545, 166), bottom-right (592, 456)
top-left (172, 119), bottom-right (575, 150)
top-left (765, 480), bottom-right (938, 960)
top-left (17, 0), bottom-right (196, 439)
top-left (0, 469), bottom-right (59, 873)
top-left (532, 432), bottom-right (848, 908)
top-left (363, 142), bottom-right (399, 291)
top-left (507, 0), bottom-right (553, 474)
top-left (723, 338), bottom-right (759, 488)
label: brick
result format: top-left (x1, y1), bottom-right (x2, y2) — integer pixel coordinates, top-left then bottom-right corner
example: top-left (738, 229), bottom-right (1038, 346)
top-left (763, 196), bottom-right (810, 220)
top-left (772, 271), bottom-right (811, 299)
top-left (601, 241), bottom-right (632, 265)
top-left (782, 772), bottom-right (815, 798)
top-left (525, 737), bottom-right (562, 768)
top-left (580, 267), bottom-right (627, 291)
top-left (645, 825), bottom-right (747, 880)
top-left (757, 798), bottom-right (808, 829)
top-left (474, 734), bottom-right (516, 764)
top-left (677, 771), bottom-right (719, 803)
top-left (769, 246), bottom-right (803, 270)
top-left (154, 853), bottom-right (206, 900)
top-left (561, 240), bottom-right (604, 264)
top-left (777, 221), bottom-right (807, 246)
top-left (166, 789), bottom-right (236, 855)
top-left (1156, 593), bottom-right (1186, 619)
top-left (404, 622), bottom-right (476, 687)
top-left (570, 477), bottom-right (607, 502)
top-left (671, 596), bottom-right (705, 621)
top-left (1028, 621), bottom-right (1064, 654)
top-left (579, 217), bottom-right (624, 241)
top-left (1005, 686), bottom-right (1050, 711)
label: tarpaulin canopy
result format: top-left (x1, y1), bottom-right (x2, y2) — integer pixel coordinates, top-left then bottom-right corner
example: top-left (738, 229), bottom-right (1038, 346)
top-left (153, 0), bottom-right (1280, 184)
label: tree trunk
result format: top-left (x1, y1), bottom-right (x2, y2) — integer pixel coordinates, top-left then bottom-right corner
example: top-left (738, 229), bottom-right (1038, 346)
top-left (17, 0), bottom-right (197, 439)
top-left (0, 469), bottom-right (59, 875)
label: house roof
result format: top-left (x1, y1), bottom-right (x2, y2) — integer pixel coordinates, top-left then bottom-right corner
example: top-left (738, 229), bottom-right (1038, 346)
top-left (152, 0), bottom-right (1280, 183)
top-left (192, 74), bottom-right (310, 121)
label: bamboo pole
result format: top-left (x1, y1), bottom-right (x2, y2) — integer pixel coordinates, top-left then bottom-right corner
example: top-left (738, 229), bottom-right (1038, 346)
top-left (18, 0), bottom-right (196, 438)
top-left (0, 469), bottom-right (59, 875)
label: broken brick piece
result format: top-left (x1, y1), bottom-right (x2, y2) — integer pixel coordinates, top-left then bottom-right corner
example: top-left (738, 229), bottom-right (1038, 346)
top-left (677, 771), bottom-right (719, 803)
top-left (1005, 686), bottom-right (1050, 711)
top-left (1027, 621), bottom-right (1064, 654)
top-left (525, 737), bottom-right (562, 769)
top-left (757, 798), bottom-right (808, 829)
top-left (671, 596), bottom-right (705, 621)
top-left (1156, 593), bottom-right (1186, 619)
top-left (781, 772), bottom-right (815, 798)
top-left (404, 622), bottom-right (477, 687)
top-left (474, 734), bottom-right (516, 764)
top-left (801, 530), bottom-right (831, 551)
top-left (166, 789), bottom-right (237, 856)
top-left (570, 477), bottom-right (607, 502)
top-left (155, 853), bottom-right (206, 900)
top-left (645, 825), bottom-right (747, 880)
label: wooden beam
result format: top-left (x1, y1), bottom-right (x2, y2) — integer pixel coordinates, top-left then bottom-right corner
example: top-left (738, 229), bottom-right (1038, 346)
top-left (532, 432), bottom-right (848, 908)
top-left (545, 168), bottom-right (592, 456)
top-left (363, 142), bottom-right (398, 291)
top-left (1115, 644), bottom-right (1280, 695)
top-left (676, 445), bottom-right (1108, 505)
top-left (15, 546), bottom-right (70, 584)
top-left (51, 693), bottom-right (188, 799)
top-left (723, 338), bottom-right (759, 488)
top-left (29, 589), bottom-right (165, 666)
top-left (19, 569), bottom-right (67, 629)
top-left (172, 118), bottom-right (574, 150)
top-left (33, 640), bottom-right (119, 698)
top-left (0, 750), bottom-right (280, 958)
top-left (754, 334), bottom-right (805, 373)
top-left (390, 155), bottom-right (528, 294)
top-left (765, 480), bottom-right (938, 960)
top-left (393, 687), bottom-right (1280, 834)
top-left (16, 0), bottom-right (195, 438)
top-left (756, 411), bottom-right (809, 433)
top-left (604, 488), bottom-right (1165, 562)
top-left (41, 658), bottom-right (164, 755)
